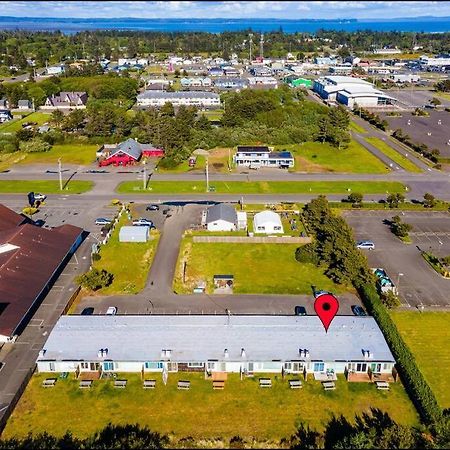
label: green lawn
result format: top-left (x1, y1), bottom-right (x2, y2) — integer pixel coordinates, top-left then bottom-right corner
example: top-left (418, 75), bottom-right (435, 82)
top-left (174, 240), bottom-right (346, 295)
top-left (282, 141), bottom-right (389, 174)
top-left (349, 121), bottom-right (367, 134)
top-left (0, 112), bottom-right (52, 133)
top-left (0, 180), bottom-right (93, 194)
top-left (117, 180), bottom-right (406, 195)
top-left (156, 155), bottom-right (206, 173)
top-left (390, 311), bottom-right (450, 409)
top-left (18, 143), bottom-right (99, 166)
top-left (2, 372), bottom-right (418, 441)
top-left (365, 137), bottom-right (422, 172)
top-left (92, 213), bottom-right (160, 295)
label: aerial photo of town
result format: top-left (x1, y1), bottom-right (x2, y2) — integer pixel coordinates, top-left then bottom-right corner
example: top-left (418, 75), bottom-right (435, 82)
top-left (0, 1), bottom-right (449, 448)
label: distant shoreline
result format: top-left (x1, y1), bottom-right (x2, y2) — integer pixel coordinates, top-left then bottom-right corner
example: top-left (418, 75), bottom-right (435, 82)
top-left (0, 16), bottom-right (449, 34)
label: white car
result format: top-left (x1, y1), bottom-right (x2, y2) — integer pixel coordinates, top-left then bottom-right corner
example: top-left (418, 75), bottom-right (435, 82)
top-left (356, 241), bottom-right (375, 250)
top-left (106, 306), bottom-right (117, 315)
top-left (132, 218), bottom-right (154, 227)
top-left (34, 193), bottom-right (47, 201)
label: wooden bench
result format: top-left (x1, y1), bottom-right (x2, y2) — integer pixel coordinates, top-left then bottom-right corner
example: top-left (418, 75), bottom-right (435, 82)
top-left (375, 381), bottom-right (390, 390)
top-left (322, 381), bottom-right (336, 391)
top-left (178, 380), bottom-right (190, 390)
top-left (114, 379), bottom-right (127, 388)
top-left (42, 378), bottom-right (57, 387)
top-left (259, 378), bottom-right (272, 388)
top-left (143, 379), bottom-right (156, 389)
top-left (213, 380), bottom-right (225, 390)
top-left (289, 379), bottom-right (303, 389)
top-left (79, 380), bottom-right (93, 389)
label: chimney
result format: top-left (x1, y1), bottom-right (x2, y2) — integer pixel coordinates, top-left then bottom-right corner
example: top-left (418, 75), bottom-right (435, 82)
top-left (240, 348), bottom-right (246, 358)
top-left (224, 349), bottom-right (229, 358)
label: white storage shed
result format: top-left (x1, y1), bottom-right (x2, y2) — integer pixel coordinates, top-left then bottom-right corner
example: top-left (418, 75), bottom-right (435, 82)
top-left (119, 226), bottom-right (149, 242)
top-left (253, 211), bottom-right (283, 234)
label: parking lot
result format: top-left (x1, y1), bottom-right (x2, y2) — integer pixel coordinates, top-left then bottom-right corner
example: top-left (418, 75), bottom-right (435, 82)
top-left (381, 110), bottom-right (450, 158)
top-left (386, 89), bottom-right (450, 109)
top-left (344, 210), bottom-right (450, 307)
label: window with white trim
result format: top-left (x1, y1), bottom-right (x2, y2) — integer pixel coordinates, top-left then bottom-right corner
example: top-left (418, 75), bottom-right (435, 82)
top-left (187, 362), bottom-right (205, 368)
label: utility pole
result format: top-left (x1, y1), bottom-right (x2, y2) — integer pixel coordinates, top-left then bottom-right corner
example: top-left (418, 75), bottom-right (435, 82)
top-left (205, 157), bottom-right (209, 193)
top-left (249, 33), bottom-right (253, 63)
top-left (58, 158), bottom-right (63, 191)
top-left (260, 33), bottom-right (264, 59)
top-left (143, 161), bottom-right (147, 190)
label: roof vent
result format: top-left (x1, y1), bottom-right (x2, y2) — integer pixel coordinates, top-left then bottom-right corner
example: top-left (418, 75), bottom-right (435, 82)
top-left (224, 349), bottom-right (229, 358)
top-left (240, 348), bottom-right (246, 358)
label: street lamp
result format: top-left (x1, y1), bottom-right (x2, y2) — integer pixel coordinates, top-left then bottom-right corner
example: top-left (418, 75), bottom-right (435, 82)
top-left (396, 273), bottom-right (404, 293)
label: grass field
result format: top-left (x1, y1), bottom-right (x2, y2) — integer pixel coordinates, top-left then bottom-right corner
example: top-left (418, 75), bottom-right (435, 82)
top-left (157, 155), bottom-right (207, 173)
top-left (92, 213), bottom-right (160, 295)
top-left (0, 112), bottom-right (52, 133)
top-left (117, 180), bottom-right (406, 195)
top-left (283, 140), bottom-right (389, 174)
top-left (364, 137), bottom-right (422, 172)
top-left (0, 180), bottom-right (93, 194)
top-left (391, 311), bottom-right (450, 409)
top-left (173, 240), bottom-right (346, 295)
top-left (349, 121), bottom-right (367, 134)
top-left (2, 372), bottom-right (418, 441)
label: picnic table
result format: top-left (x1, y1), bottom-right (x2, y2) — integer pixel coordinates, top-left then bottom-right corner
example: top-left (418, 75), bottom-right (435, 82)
top-left (143, 379), bottom-right (156, 389)
top-left (42, 378), bottom-right (57, 387)
top-left (375, 381), bottom-right (390, 390)
top-left (114, 379), bottom-right (127, 388)
top-left (289, 379), bottom-right (303, 389)
top-left (79, 380), bottom-right (93, 389)
top-left (178, 380), bottom-right (191, 390)
top-left (213, 380), bottom-right (225, 390)
top-left (259, 378), bottom-right (272, 388)
top-left (322, 381), bottom-right (336, 391)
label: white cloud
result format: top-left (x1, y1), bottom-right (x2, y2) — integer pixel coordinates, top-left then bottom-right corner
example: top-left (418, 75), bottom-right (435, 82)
top-left (0, 1), bottom-right (449, 19)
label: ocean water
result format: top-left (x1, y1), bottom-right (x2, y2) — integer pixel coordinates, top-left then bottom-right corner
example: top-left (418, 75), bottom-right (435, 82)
top-left (0, 17), bottom-right (449, 34)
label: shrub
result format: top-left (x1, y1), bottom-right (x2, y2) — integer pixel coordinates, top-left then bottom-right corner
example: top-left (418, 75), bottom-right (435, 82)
top-left (380, 290), bottom-right (401, 309)
top-left (76, 268), bottom-right (113, 291)
top-left (295, 242), bottom-right (320, 265)
top-left (19, 138), bottom-right (51, 153)
top-left (91, 253), bottom-right (101, 262)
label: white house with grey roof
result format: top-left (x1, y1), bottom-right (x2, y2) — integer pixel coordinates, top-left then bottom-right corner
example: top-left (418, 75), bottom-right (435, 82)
top-left (136, 90), bottom-right (221, 109)
top-left (205, 203), bottom-right (238, 231)
top-left (36, 315), bottom-right (396, 382)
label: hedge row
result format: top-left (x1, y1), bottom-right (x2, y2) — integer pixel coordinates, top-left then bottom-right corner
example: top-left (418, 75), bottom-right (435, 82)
top-left (393, 129), bottom-right (440, 164)
top-left (358, 283), bottom-right (442, 424)
top-left (353, 107), bottom-right (388, 131)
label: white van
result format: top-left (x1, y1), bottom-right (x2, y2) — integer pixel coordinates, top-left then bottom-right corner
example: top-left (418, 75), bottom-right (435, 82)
top-left (356, 241), bottom-right (375, 250)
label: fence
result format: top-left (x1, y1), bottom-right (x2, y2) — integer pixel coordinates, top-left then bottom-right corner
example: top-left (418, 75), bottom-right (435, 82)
top-left (193, 236), bottom-right (312, 244)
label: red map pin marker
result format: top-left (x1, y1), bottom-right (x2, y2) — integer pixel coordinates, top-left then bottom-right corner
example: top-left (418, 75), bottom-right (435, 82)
top-left (314, 293), bottom-right (339, 333)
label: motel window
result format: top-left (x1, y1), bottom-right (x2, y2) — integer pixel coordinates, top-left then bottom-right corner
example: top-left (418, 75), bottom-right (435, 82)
top-left (274, 226), bottom-right (281, 231)
top-left (313, 362), bottom-right (325, 372)
top-left (80, 362), bottom-right (89, 369)
top-left (257, 226), bottom-right (264, 231)
top-left (356, 363), bottom-right (367, 372)
top-left (187, 362), bottom-right (205, 368)
top-left (49, 362), bottom-right (55, 372)
top-left (145, 362), bottom-right (163, 369)
top-left (383, 363), bottom-right (390, 370)
top-left (103, 361), bottom-right (114, 371)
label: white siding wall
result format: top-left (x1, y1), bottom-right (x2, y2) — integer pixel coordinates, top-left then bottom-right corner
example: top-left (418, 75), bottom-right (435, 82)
top-left (207, 220), bottom-right (236, 232)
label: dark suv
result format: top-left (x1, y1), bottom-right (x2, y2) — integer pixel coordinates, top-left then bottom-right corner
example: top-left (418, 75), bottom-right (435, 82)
top-left (294, 306), bottom-right (307, 316)
top-left (351, 305), bottom-right (367, 316)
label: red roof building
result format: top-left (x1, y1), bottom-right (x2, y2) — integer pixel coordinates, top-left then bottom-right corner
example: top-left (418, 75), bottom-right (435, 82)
top-left (0, 205), bottom-right (84, 342)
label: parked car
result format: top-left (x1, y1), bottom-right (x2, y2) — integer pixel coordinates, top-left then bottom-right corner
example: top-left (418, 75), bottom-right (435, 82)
top-left (356, 241), bottom-right (375, 250)
top-left (95, 218), bottom-right (112, 226)
top-left (81, 307), bottom-right (94, 316)
top-left (146, 204), bottom-right (160, 211)
top-left (294, 306), bottom-right (307, 316)
top-left (33, 193), bottom-right (46, 201)
top-left (352, 305), bottom-right (367, 316)
top-left (106, 306), bottom-right (117, 315)
top-left (132, 218), bottom-right (153, 227)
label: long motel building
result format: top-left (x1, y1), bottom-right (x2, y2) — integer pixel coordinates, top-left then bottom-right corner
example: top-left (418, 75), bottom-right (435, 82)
top-left (37, 315), bottom-right (397, 382)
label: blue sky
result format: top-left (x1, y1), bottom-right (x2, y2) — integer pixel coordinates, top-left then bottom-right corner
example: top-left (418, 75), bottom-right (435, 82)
top-left (0, 1), bottom-right (449, 19)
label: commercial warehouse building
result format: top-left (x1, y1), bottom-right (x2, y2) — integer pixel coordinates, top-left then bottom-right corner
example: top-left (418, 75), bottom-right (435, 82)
top-left (37, 315), bottom-right (396, 382)
top-left (136, 91), bottom-right (221, 109)
top-left (0, 205), bottom-right (83, 343)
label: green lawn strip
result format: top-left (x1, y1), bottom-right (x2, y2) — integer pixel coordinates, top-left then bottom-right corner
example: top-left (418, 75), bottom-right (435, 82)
top-left (174, 240), bottom-right (346, 295)
top-left (330, 201), bottom-right (450, 211)
top-left (156, 155), bottom-right (206, 173)
top-left (117, 180), bottom-right (405, 195)
top-left (17, 143), bottom-right (99, 166)
top-left (2, 372), bottom-right (418, 441)
top-left (278, 140), bottom-right (389, 174)
top-left (0, 112), bottom-right (52, 133)
top-left (364, 137), bottom-right (422, 172)
top-left (93, 214), bottom-right (160, 295)
top-left (391, 311), bottom-right (450, 409)
top-left (0, 180), bottom-right (93, 194)
top-left (349, 121), bottom-right (367, 134)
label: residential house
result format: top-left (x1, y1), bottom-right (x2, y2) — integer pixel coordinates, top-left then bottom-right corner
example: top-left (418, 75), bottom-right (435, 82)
top-left (0, 110), bottom-right (13, 123)
top-left (253, 210), bottom-right (283, 234)
top-left (46, 65), bottom-right (65, 75)
top-left (205, 203), bottom-right (238, 232)
top-left (36, 315), bottom-right (397, 383)
top-left (0, 98), bottom-right (8, 109)
top-left (222, 66), bottom-right (241, 77)
top-left (17, 99), bottom-right (33, 110)
top-left (208, 67), bottom-right (224, 77)
top-left (247, 77), bottom-right (278, 89)
top-left (233, 146), bottom-right (294, 169)
top-left (213, 77), bottom-right (248, 91)
top-left (136, 91), bottom-right (221, 109)
top-left (97, 138), bottom-right (164, 167)
top-left (42, 92), bottom-right (88, 110)
top-left (0, 204), bottom-right (83, 343)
